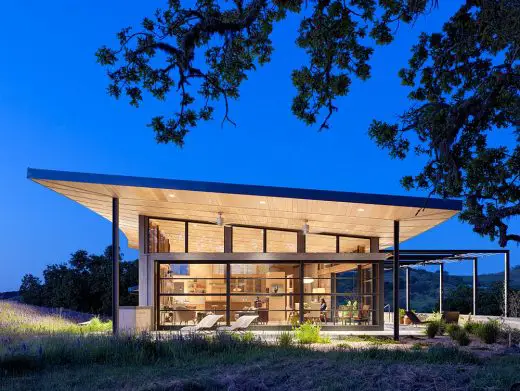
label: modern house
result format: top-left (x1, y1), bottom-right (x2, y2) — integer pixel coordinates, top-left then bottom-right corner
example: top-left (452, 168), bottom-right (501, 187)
top-left (28, 168), bottom-right (510, 337)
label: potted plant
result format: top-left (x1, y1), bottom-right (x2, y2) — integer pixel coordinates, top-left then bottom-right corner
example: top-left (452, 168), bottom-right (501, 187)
top-left (399, 308), bottom-right (406, 324)
top-left (403, 310), bottom-right (413, 325)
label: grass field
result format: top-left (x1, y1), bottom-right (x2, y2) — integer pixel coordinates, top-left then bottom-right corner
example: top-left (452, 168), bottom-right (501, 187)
top-left (1, 301), bottom-right (520, 390)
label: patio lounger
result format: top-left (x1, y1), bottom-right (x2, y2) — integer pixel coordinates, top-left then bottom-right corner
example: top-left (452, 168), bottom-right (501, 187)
top-left (405, 311), bottom-right (460, 326)
top-left (180, 314), bottom-right (223, 334)
top-left (442, 311), bottom-right (459, 324)
top-left (217, 315), bottom-right (259, 332)
top-left (405, 311), bottom-right (428, 326)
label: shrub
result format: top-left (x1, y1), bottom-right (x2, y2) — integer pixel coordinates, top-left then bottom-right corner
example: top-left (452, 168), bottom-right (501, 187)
top-left (319, 335), bottom-right (331, 344)
top-left (425, 321), bottom-right (440, 338)
top-left (341, 335), bottom-right (398, 345)
top-left (437, 320), bottom-right (447, 335)
top-left (447, 325), bottom-right (471, 346)
top-left (476, 320), bottom-right (501, 344)
top-left (240, 331), bottom-right (256, 343)
top-left (464, 317), bottom-right (480, 334)
top-left (446, 323), bottom-right (461, 338)
top-left (293, 321), bottom-right (329, 344)
top-left (277, 331), bottom-right (293, 347)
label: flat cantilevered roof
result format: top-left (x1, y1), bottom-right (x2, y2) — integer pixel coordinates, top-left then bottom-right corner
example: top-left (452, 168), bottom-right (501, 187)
top-left (28, 168), bottom-right (461, 250)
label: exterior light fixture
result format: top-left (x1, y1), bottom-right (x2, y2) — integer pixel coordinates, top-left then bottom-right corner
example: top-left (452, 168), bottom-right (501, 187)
top-left (259, 200), bottom-right (266, 205)
top-left (168, 193), bottom-right (176, 198)
top-left (357, 208), bottom-right (365, 212)
top-left (216, 212), bottom-right (223, 226)
top-left (302, 220), bottom-right (309, 235)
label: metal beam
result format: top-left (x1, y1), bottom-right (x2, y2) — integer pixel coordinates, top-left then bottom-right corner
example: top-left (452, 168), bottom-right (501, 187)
top-left (149, 252), bottom-right (388, 263)
top-left (439, 263), bottom-right (444, 313)
top-left (393, 220), bottom-right (400, 341)
top-left (382, 249), bottom-right (508, 255)
top-left (405, 268), bottom-right (411, 312)
top-left (505, 251), bottom-right (510, 317)
top-left (473, 258), bottom-right (478, 316)
top-left (112, 197), bottom-right (119, 334)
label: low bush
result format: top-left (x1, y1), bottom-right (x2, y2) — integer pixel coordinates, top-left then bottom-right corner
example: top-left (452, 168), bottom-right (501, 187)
top-left (341, 336), bottom-right (398, 345)
top-left (240, 331), bottom-right (256, 343)
top-left (446, 323), bottom-right (461, 338)
top-left (293, 322), bottom-right (329, 344)
top-left (447, 326), bottom-right (471, 346)
top-left (277, 331), bottom-right (293, 347)
top-left (464, 318), bottom-right (480, 334)
top-left (476, 320), bottom-right (501, 344)
top-left (425, 321), bottom-right (440, 338)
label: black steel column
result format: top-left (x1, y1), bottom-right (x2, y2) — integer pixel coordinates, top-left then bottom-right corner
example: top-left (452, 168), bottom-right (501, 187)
top-left (112, 197), bottom-right (119, 334)
top-left (299, 260), bottom-right (304, 324)
top-left (405, 267), bottom-right (411, 312)
top-left (439, 263), bottom-right (444, 313)
top-left (224, 226), bottom-right (232, 326)
top-left (393, 220), bottom-right (399, 341)
top-left (472, 258), bottom-right (478, 316)
top-left (505, 251), bottom-right (510, 317)
top-left (297, 232), bottom-right (306, 324)
top-left (357, 265), bottom-right (363, 308)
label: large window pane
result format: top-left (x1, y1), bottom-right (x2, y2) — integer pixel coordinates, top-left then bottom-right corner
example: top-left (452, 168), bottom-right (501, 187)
top-left (266, 230), bottom-right (297, 252)
top-left (339, 237), bottom-right (370, 253)
top-left (148, 219), bottom-right (185, 253)
top-left (303, 263), bottom-right (380, 326)
top-left (306, 234), bottom-right (336, 253)
top-left (230, 263), bottom-right (300, 326)
top-left (188, 223), bottom-right (224, 252)
top-left (232, 227), bottom-right (263, 252)
top-left (158, 263), bottom-right (227, 326)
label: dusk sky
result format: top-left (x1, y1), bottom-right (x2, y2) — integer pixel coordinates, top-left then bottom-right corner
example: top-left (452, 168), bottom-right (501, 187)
top-left (0, 0), bottom-right (517, 291)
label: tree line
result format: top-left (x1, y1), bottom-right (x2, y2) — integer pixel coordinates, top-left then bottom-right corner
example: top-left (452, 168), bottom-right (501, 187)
top-left (19, 246), bottom-right (137, 316)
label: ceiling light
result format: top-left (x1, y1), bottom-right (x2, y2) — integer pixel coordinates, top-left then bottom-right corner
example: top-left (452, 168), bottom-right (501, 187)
top-left (357, 208), bottom-right (365, 212)
top-left (302, 220), bottom-right (309, 235)
top-left (216, 212), bottom-right (223, 226)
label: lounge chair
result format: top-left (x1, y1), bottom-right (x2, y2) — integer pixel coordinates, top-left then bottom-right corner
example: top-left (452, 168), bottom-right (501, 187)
top-left (405, 311), bottom-right (427, 326)
top-left (217, 315), bottom-right (258, 333)
top-left (443, 311), bottom-right (459, 324)
top-left (405, 311), bottom-right (459, 326)
top-left (180, 314), bottom-right (223, 334)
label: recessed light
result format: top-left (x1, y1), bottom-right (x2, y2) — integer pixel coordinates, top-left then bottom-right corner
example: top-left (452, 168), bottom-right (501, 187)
top-left (357, 208), bottom-right (365, 212)
top-left (259, 201), bottom-right (266, 205)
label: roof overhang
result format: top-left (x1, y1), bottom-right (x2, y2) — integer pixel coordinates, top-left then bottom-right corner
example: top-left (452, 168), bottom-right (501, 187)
top-left (28, 168), bottom-right (461, 250)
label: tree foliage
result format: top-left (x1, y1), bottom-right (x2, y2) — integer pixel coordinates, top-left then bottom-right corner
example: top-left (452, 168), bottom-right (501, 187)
top-left (369, 0), bottom-right (519, 247)
top-left (19, 246), bottom-right (137, 315)
top-left (96, 0), bottom-right (436, 143)
top-left (97, 0), bottom-right (518, 246)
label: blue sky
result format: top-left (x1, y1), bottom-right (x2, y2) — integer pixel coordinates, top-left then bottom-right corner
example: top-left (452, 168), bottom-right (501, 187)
top-left (0, 1), bottom-right (517, 291)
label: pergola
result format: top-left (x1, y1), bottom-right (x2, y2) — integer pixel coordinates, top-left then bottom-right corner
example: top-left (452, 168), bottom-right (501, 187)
top-left (383, 249), bottom-right (511, 336)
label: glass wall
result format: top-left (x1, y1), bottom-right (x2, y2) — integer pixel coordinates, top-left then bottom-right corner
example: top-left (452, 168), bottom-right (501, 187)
top-left (229, 263), bottom-right (300, 326)
top-left (157, 261), bottom-right (380, 328)
top-left (157, 262), bottom-right (301, 327)
top-left (158, 263), bottom-right (227, 326)
top-left (302, 263), bottom-right (380, 326)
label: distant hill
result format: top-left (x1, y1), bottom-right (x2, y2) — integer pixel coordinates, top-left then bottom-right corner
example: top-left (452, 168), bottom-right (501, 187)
top-left (383, 266), bottom-right (520, 313)
top-left (460, 266), bottom-right (520, 289)
top-left (0, 291), bottom-right (20, 300)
